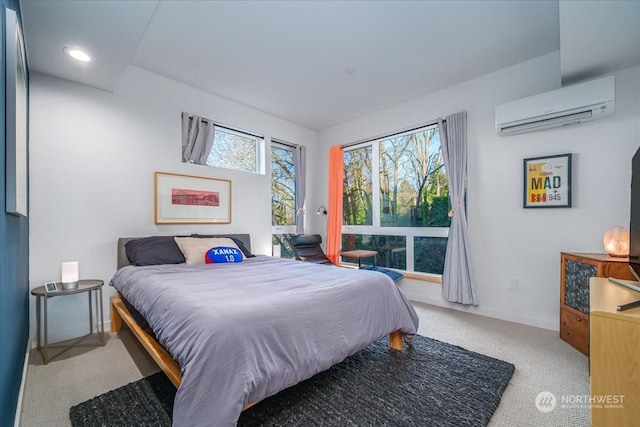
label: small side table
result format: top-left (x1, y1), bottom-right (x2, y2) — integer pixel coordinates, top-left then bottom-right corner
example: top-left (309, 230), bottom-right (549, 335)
top-left (339, 250), bottom-right (378, 268)
top-left (31, 279), bottom-right (105, 364)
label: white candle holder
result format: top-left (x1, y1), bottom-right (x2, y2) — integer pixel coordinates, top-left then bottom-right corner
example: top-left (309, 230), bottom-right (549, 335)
top-left (61, 261), bottom-right (79, 290)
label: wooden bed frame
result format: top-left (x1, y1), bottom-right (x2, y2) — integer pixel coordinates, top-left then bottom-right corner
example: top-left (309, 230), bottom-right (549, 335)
top-left (111, 295), bottom-right (404, 389)
top-left (111, 234), bottom-right (405, 410)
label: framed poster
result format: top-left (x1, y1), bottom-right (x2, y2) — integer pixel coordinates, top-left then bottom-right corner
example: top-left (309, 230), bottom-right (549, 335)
top-left (155, 172), bottom-right (232, 224)
top-left (523, 153), bottom-right (572, 208)
top-left (5, 8), bottom-right (28, 216)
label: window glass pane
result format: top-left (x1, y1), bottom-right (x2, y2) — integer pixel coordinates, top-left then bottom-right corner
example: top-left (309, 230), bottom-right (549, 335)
top-left (341, 234), bottom-right (406, 270)
top-left (379, 128), bottom-right (450, 228)
top-left (414, 236), bottom-right (448, 274)
top-left (207, 128), bottom-right (257, 172)
top-left (272, 234), bottom-right (294, 259)
top-left (271, 146), bottom-right (296, 226)
top-left (343, 146), bottom-right (373, 226)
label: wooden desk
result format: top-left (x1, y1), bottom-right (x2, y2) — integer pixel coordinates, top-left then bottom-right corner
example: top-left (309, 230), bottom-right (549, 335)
top-left (339, 250), bottom-right (378, 268)
top-left (590, 277), bottom-right (640, 426)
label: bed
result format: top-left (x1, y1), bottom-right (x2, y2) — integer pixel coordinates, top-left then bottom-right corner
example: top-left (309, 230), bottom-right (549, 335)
top-left (110, 234), bottom-right (419, 426)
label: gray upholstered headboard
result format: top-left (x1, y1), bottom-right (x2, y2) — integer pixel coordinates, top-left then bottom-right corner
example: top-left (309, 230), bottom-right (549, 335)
top-left (117, 234), bottom-right (252, 270)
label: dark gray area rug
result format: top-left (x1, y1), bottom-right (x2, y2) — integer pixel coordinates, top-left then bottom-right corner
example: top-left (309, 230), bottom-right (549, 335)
top-left (70, 335), bottom-right (514, 426)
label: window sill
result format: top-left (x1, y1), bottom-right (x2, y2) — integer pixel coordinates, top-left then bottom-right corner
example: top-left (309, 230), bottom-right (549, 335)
top-left (403, 272), bottom-right (442, 284)
top-left (338, 263), bottom-right (359, 269)
top-left (338, 263), bottom-right (442, 284)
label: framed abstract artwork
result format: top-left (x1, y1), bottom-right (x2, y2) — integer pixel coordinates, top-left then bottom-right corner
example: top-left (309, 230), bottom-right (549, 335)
top-left (155, 172), bottom-right (232, 224)
top-left (523, 153), bottom-right (572, 208)
top-left (5, 8), bottom-right (28, 217)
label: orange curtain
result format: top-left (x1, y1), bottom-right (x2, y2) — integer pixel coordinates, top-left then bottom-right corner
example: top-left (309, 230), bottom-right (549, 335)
top-left (326, 145), bottom-right (344, 264)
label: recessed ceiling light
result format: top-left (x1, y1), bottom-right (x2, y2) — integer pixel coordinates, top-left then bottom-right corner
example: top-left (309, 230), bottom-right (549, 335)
top-left (63, 47), bottom-right (91, 62)
top-left (345, 67), bottom-right (356, 74)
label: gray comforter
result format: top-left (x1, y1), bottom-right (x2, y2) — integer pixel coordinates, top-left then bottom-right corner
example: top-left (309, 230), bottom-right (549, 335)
top-left (110, 256), bottom-right (419, 426)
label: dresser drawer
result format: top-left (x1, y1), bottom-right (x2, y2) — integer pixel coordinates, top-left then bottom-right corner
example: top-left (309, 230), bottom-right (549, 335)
top-left (560, 253), bottom-right (631, 356)
top-left (561, 308), bottom-right (589, 337)
top-left (560, 325), bottom-right (589, 356)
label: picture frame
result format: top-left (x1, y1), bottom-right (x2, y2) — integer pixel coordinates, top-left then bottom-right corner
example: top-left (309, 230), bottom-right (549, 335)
top-left (5, 8), bottom-right (28, 217)
top-left (155, 172), bottom-right (232, 224)
top-left (523, 153), bottom-right (572, 208)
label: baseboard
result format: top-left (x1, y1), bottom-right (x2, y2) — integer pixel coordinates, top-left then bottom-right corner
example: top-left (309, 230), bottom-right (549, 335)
top-left (403, 291), bottom-right (558, 332)
top-left (31, 320), bottom-right (112, 348)
top-left (14, 338), bottom-right (31, 427)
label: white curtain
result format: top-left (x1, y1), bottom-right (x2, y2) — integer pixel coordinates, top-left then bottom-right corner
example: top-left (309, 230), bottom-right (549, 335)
top-left (181, 112), bottom-right (215, 164)
top-left (294, 145), bottom-right (307, 234)
top-left (439, 112), bottom-right (477, 305)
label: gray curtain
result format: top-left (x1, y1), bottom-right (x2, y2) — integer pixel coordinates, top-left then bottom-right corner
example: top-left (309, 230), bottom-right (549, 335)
top-left (438, 112), bottom-right (476, 305)
top-left (182, 112), bottom-right (215, 164)
top-left (294, 145), bottom-right (307, 233)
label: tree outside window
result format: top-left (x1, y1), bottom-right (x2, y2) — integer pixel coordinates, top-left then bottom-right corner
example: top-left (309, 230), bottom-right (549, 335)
top-left (343, 146), bottom-right (373, 226)
top-left (379, 128), bottom-right (450, 228)
top-left (207, 128), bottom-right (259, 173)
top-left (271, 145), bottom-right (296, 227)
top-left (271, 143), bottom-right (298, 258)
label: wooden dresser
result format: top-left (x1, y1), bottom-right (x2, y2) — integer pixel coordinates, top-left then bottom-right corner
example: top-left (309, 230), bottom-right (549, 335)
top-left (560, 252), bottom-right (635, 355)
top-left (590, 277), bottom-right (640, 426)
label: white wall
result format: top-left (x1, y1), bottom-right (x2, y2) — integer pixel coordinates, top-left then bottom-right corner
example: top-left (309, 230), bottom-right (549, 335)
top-left (29, 66), bottom-right (319, 343)
top-left (315, 52), bottom-right (640, 330)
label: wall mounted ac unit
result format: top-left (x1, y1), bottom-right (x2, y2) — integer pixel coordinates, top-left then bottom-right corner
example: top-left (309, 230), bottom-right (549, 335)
top-left (495, 75), bottom-right (615, 136)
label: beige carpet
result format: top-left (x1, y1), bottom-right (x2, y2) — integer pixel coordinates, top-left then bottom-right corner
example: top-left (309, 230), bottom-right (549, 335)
top-left (18, 302), bottom-right (589, 427)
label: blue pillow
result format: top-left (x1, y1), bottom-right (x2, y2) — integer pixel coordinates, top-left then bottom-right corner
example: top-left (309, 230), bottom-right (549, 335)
top-left (205, 247), bottom-right (243, 264)
top-left (361, 265), bottom-right (404, 283)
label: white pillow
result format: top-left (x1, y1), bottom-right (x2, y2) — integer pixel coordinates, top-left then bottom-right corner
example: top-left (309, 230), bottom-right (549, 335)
top-left (174, 237), bottom-right (246, 265)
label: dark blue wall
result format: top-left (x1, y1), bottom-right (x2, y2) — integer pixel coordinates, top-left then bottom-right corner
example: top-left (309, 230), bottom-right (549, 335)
top-left (0, 0), bottom-right (30, 424)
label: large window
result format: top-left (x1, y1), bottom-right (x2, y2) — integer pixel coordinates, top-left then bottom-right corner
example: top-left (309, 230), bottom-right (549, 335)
top-left (342, 125), bottom-right (449, 276)
top-left (271, 142), bottom-right (298, 258)
top-left (206, 127), bottom-right (264, 174)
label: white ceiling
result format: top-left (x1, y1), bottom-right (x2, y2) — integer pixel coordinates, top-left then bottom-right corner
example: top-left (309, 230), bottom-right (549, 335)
top-left (19, 0), bottom-right (640, 130)
top-left (559, 0), bottom-right (640, 85)
top-left (19, 0), bottom-right (157, 91)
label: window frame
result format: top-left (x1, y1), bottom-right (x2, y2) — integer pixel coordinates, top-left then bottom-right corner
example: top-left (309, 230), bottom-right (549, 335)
top-left (341, 124), bottom-right (449, 278)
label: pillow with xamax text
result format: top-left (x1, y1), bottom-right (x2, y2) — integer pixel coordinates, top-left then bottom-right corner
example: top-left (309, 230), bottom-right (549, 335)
top-left (205, 246), bottom-right (243, 264)
top-left (174, 237), bottom-right (246, 265)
